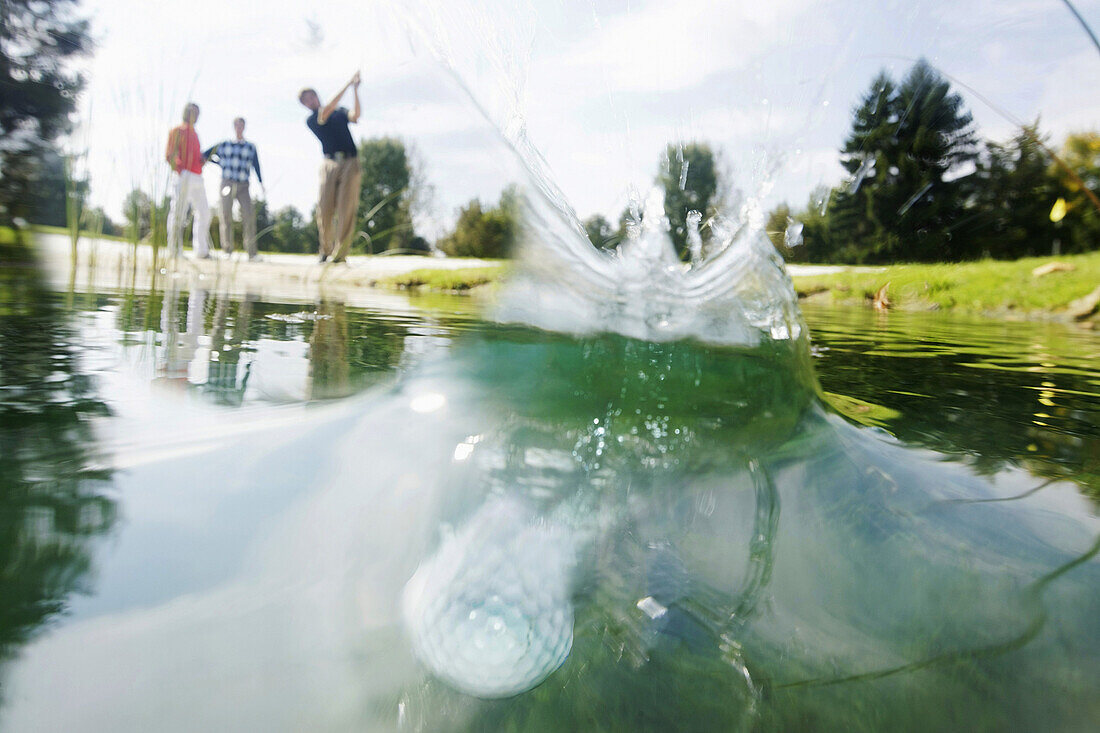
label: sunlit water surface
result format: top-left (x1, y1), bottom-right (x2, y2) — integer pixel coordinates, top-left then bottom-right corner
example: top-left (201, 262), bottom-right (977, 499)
top-left (1, 268), bottom-right (1098, 732)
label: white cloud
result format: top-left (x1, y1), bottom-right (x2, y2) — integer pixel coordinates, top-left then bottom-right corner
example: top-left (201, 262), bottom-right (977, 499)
top-left (559, 0), bottom-right (823, 95)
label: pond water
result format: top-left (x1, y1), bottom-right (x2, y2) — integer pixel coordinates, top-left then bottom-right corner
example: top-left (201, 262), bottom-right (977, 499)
top-left (1, 258), bottom-right (1098, 732)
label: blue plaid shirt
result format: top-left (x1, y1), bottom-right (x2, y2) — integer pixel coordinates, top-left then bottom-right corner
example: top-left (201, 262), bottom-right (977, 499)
top-left (203, 140), bottom-right (262, 184)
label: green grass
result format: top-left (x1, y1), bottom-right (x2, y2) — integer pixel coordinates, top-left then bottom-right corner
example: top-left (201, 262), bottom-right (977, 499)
top-left (375, 265), bottom-right (508, 292)
top-left (791, 250), bottom-right (1100, 316)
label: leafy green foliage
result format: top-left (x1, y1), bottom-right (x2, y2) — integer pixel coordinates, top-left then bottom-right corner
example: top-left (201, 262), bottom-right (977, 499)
top-left (1050, 132), bottom-right (1100, 254)
top-left (765, 203), bottom-right (792, 252)
top-left (264, 205), bottom-right (316, 253)
top-left (121, 188), bottom-right (168, 242)
top-left (24, 149), bottom-right (77, 227)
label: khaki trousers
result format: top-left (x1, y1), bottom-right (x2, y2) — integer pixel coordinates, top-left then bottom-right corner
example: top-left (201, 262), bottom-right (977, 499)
top-left (317, 156), bottom-right (362, 260)
top-left (219, 179), bottom-right (256, 257)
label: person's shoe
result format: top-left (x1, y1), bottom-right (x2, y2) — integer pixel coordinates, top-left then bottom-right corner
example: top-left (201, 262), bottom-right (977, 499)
top-left (331, 256), bottom-right (347, 264)
top-left (198, 253), bottom-right (212, 260)
top-left (248, 254), bottom-right (263, 262)
top-left (319, 254), bottom-right (328, 263)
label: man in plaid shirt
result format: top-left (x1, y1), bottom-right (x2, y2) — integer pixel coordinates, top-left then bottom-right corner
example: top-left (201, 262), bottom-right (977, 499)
top-left (203, 118), bottom-right (264, 260)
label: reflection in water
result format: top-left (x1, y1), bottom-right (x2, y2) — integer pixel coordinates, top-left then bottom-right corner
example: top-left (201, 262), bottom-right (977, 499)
top-left (803, 304), bottom-right (1100, 501)
top-left (310, 300), bottom-right (351, 400)
top-left (155, 282), bottom-right (205, 390)
top-left (0, 241), bottom-right (115, 665)
top-left (138, 281), bottom-right (419, 407)
top-left (155, 285), bottom-right (258, 405)
top-left (204, 292), bottom-right (256, 407)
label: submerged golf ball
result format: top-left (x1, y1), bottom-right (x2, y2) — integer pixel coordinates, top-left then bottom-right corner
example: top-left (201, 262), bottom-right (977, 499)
top-left (402, 498), bottom-right (574, 698)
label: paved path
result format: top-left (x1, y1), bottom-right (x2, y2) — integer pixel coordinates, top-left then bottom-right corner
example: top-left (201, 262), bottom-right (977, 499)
top-left (35, 232), bottom-right (498, 274)
top-left (33, 232), bottom-right (501, 302)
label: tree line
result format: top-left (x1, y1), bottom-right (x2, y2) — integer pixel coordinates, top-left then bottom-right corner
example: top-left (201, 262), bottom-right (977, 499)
top-left (582, 141), bottom-right (724, 260)
top-left (580, 60), bottom-right (1100, 265)
top-left (767, 60), bottom-right (1100, 264)
top-left (580, 61), bottom-right (1100, 265)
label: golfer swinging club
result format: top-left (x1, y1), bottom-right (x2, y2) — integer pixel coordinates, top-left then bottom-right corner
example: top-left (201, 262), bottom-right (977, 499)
top-left (298, 71), bottom-right (362, 263)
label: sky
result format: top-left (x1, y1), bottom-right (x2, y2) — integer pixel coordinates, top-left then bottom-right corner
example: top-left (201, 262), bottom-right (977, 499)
top-left (74, 0), bottom-right (1100, 237)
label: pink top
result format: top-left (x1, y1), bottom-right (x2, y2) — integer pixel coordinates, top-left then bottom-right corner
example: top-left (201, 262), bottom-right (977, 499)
top-left (166, 124), bottom-right (203, 175)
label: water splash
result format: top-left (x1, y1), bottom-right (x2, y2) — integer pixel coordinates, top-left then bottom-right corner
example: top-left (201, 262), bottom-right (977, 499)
top-left (784, 217), bottom-right (804, 249)
top-left (497, 175), bottom-right (805, 347)
top-left (396, 0), bottom-right (806, 350)
top-left (393, 0), bottom-right (812, 702)
top-left (848, 155), bottom-right (876, 194)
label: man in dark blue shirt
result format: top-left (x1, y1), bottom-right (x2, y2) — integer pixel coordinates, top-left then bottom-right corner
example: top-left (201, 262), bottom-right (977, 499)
top-left (299, 72), bottom-right (362, 263)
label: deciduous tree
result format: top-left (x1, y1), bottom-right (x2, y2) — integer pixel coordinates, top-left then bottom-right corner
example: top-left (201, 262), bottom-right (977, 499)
top-left (0, 0), bottom-right (89, 224)
top-left (658, 143), bottom-right (718, 260)
top-left (358, 137), bottom-right (423, 252)
top-left (437, 191), bottom-right (517, 258)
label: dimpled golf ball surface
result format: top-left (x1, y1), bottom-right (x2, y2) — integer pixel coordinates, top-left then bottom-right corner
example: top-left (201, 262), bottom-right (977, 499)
top-left (403, 499), bottom-right (574, 698)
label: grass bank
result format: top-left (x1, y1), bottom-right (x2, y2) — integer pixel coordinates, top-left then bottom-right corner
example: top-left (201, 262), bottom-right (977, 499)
top-left (375, 265), bottom-right (508, 292)
top-left (385, 252), bottom-right (1100, 316)
top-left (791, 250), bottom-right (1100, 320)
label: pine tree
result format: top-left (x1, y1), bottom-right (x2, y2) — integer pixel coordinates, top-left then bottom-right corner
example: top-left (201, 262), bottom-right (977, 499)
top-left (890, 60), bottom-right (978, 260)
top-left (828, 61), bottom-right (978, 262)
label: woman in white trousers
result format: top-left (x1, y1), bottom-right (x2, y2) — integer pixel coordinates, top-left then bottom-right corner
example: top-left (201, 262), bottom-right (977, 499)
top-left (166, 170), bottom-right (212, 258)
top-left (165, 102), bottom-right (213, 258)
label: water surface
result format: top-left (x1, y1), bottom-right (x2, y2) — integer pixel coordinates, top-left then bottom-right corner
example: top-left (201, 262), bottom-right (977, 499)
top-left (1, 268), bottom-right (1098, 732)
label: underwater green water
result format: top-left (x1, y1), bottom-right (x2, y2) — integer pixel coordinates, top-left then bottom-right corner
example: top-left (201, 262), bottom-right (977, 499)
top-left (1, 260), bottom-right (1098, 731)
